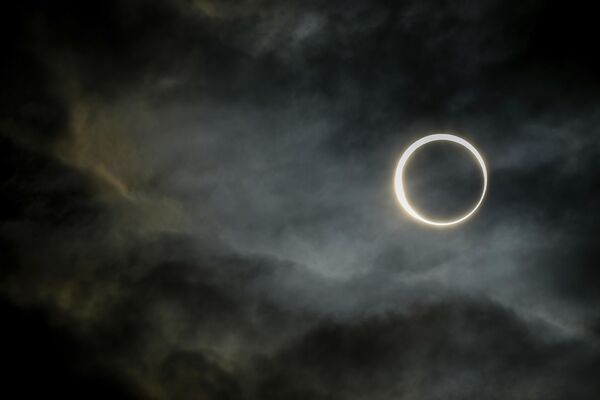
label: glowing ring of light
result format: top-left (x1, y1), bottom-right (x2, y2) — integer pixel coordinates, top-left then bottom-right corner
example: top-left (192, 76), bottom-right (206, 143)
top-left (394, 133), bottom-right (487, 227)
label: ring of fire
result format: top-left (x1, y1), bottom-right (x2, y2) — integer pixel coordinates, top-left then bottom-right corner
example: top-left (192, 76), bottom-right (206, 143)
top-left (394, 133), bottom-right (487, 227)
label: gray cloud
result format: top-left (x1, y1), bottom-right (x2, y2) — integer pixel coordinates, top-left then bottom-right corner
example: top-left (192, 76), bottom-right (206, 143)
top-left (2, 0), bottom-right (600, 398)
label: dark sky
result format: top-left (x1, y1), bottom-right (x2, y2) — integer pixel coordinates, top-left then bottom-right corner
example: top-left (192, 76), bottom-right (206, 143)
top-left (2, 1), bottom-right (600, 399)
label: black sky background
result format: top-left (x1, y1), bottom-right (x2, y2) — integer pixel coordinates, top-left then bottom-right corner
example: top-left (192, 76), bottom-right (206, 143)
top-left (2, 1), bottom-right (600, 399)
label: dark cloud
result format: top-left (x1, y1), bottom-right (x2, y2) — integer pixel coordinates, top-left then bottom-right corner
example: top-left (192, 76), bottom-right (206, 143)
top-left (259, 300), bottom-right (600, 400)
top-left (1, 298), bottom-right (141, 399)
top-left (2, 0), bottom-right (600, 398)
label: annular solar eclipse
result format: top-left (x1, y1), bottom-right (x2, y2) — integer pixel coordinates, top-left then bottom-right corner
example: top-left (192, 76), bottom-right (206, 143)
top-left (394, 134), bottom-right (487, 227)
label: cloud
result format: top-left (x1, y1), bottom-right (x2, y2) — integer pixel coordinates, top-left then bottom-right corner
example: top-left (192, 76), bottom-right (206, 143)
top-left (259, 300), bottom-right (600, 400)
top-left (2, 0), bottom-right (600, 398)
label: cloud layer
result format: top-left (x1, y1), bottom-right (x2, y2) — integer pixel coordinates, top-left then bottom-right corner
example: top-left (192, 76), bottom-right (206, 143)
top-left (2, 0), bottom-right (600, 398)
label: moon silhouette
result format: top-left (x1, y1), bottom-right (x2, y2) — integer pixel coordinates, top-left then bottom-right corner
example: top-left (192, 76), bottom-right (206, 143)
top-left (394, 133), bottom-right (487, 227)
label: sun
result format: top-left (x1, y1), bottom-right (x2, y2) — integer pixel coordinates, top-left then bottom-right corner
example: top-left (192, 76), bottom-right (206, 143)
top-left (394, 133), bottom-right (487, 227)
